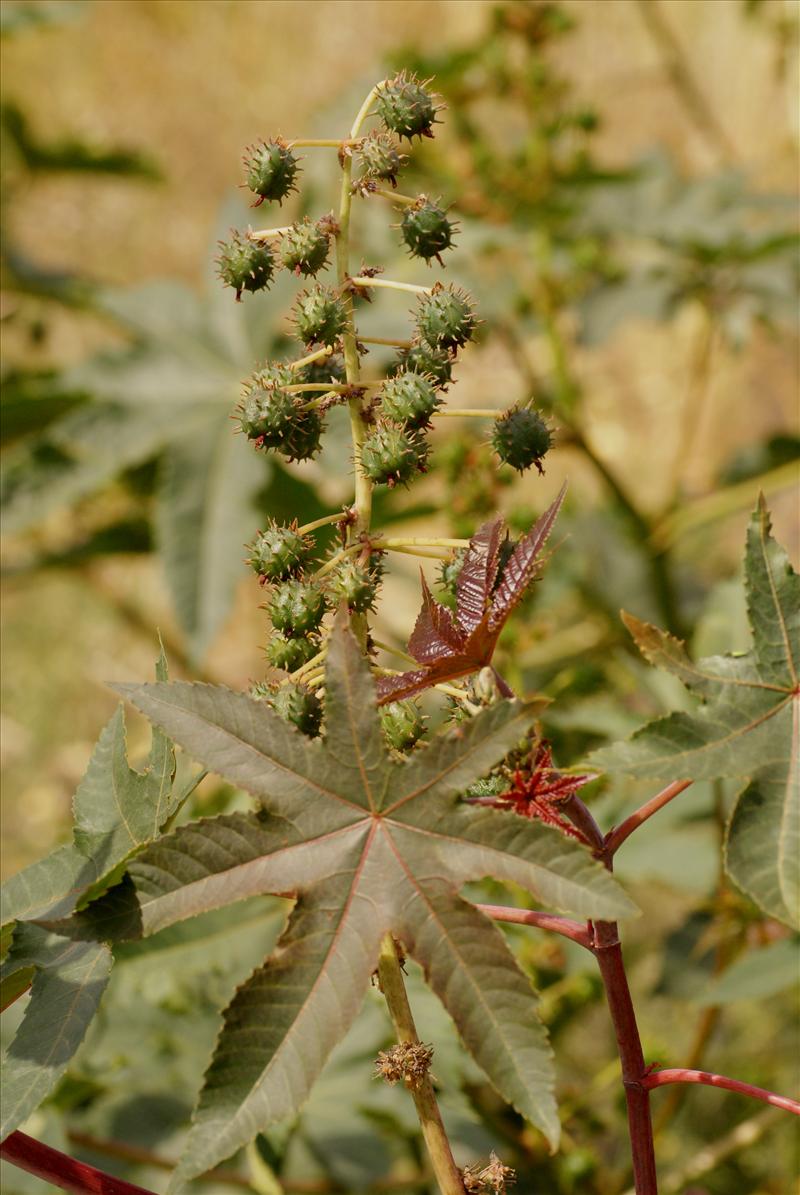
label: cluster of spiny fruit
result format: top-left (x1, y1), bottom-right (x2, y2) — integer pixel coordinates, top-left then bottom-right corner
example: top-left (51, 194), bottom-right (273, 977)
top-left (245, 515), bottom-right (428, 747)
top-left (216, 73), bottom-right (552, 742)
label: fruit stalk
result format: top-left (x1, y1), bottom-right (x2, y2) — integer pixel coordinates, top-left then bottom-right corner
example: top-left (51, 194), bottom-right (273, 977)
top-left (377, 935), bottom-right (465, 1195)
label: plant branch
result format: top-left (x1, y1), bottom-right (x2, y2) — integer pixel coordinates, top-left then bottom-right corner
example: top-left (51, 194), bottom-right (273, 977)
top-left (592, 923), bottom-right (659, 1195)
top-left (377, 934), bottom-right (465, 1195)
top-left (248, 226), bottom-right (293, 241)
top-left (477, 903), bottom-right (593, 949)
top-left (643, 1069), bottom-right (800, 1115)
top-left (367, 187), bottom-right (419, 206)
top-left (380, 537), bottom-right (470, 550)
top-left (350, 276), bottom-right (432, 296)
top-left (297, 510), bottom-right (349, 536)
top-left (434, 408), bottom-right (498, 419)
top-left (290, 345), bottom-right (334, 372)
top-left (602, 781), bottom-right (692, 860)
top-left (0, 1132), bottom-right (158, 1195)
top-left (358, 335), bottom-right (412, 348)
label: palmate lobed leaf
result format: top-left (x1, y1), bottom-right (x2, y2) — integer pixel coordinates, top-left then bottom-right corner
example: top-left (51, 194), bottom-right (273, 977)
top-left (377, 484), bottom-right (566, 704)
top-left (588, 498), bottom-right (799, 928)
top-left (0, 651), bottom-right (186, 1141)
top-left (1, 649), bottom-right (176, 928)
top-left (100, 612), bottom-right (635, 1186)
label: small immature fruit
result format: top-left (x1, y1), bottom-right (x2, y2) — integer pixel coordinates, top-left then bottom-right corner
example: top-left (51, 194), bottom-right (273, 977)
top-left (415, 285), bottom-right (477, 350)
top-left (360, 423), bottom-right (427, 488)
top-left (357, 131), bottom-right (406, 187)
top-left (248, 522), bottom-right (312, 581)
top-left (400, 198), bottom-right (456, 265)
top-left (380, 700), bottom-right (426, 752)
top-left (237, 364), bottom-right (296, 445)
top-left (376, 73), bottom-right (440, 141)
top-left (244, 139), bottom-right (300, 206)
top-left (266, 682), bottom-right (323, 737)
top-left (265, 632), bottom-right (319, 672)
top-left (327, 558), bottom-right (379, 613)
top-left (379, 371), bottom-right (441, 428)
top-left (292, 285), bottom-right (348, 346)
top-left (280, 218), bottom-right (331, 277)
top-left (492, 407), bottom-right (552, 474)
top-left (217, 232), bottom-right (274, 300)
top-left (392, 341), bottom-right (453, 389)
top-left (269, 578), bottom-right (326, 637)
top-left (279, 408), bottom-right (325, 462)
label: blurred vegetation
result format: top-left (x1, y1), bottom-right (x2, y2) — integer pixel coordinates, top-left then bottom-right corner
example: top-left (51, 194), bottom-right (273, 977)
top-left (1, 1), bottom-right (798, 1193)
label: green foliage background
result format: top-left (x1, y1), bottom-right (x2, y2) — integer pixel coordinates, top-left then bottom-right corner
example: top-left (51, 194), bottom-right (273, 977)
top-left (1, 1), bottom-right (798, 1193)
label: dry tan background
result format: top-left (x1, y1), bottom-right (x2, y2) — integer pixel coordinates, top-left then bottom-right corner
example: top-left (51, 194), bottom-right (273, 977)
top-left (2, 0), bottom-right (798, 875)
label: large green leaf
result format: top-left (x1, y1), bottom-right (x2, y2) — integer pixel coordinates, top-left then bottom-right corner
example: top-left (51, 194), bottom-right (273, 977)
top-left (156, 417), bottom-right (267, 662)
top-left (1, 227), bottom-right (320, 659)
top-left (1, 650), bottom-right (176, 927)
top-left (102, 615), bottom-right (635, 1183)
top-left (0, 925), bottom-right (111, 1140)
top-left (587, 499), bottom-right (799, 928)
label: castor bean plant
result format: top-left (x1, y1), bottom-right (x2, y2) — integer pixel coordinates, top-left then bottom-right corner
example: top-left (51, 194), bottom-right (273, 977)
top-left (1, 74), bottom-right (798, 1195)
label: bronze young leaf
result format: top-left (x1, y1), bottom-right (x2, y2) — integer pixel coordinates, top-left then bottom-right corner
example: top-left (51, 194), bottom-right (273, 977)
top-left (376, 484), bottom-right (567, 705)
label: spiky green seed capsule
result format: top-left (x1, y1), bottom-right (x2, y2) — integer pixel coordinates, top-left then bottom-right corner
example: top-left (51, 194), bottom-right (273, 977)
top-left (357, 132), bottom-right (406, 186)
top-left (380, 371), bottom-right (441, 428)
top-left (280, 218), bottom-right (330, 277)
top-left (217, 232), bottom-right (274, 300)
top-left (360, 423), bottom-right (427, 488)
top-left (237, 364), bottom-right (296, 445)
top-left (327, 559), bottom-right (379, 613)
top-left (380, 701), bottom-right (426, 752)
top-left (391, 342), bottom-right (453, 389)
top-left (266, 682), bottom-right (322, 737)
top-left (293, 285), bottom-right (348, 346)
top-left (265, 632), bottom-right (319, 672)
top-left (415, 286), bottom-right (477, 350)
top-left (280, 409), bottom-right (325, 463)
top-left (400, 199), bottom-right (455, 265)
top-left (248, 523), bottom-right (311, 581)
top-left (376, 73), bottom-right (439, 142)
top-left (492, 407), bottom-right (552, 474)
top-left (245, 140), bottom-right (299, 206)
top-left (269, 579), bottom-right (326, 637)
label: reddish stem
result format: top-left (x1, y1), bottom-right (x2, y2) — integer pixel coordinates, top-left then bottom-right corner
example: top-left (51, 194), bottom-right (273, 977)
top-left (561, 793), bottom-right (606, 853)
top-left (644, 1069), bottom-right (800, 1116)
top-left (477, 903), bottom-right (593, 948)
top-left (603, 781), bottom-right (692, 860)
top-left (0, 1133), bottom-right (157, 1195)
top-left (592, 921), bottom-right (659, 1194)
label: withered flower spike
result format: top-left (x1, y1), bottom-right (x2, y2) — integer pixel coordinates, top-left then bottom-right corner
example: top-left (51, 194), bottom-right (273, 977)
top-left (374, 1041), bottom-right (434, 1087)
top-left (479, 1151), bottom-right (516, 1194)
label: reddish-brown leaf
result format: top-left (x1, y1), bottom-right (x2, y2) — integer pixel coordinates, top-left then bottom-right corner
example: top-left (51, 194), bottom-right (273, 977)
top-left (408, 575), bottom-right (464, 664)
top-left (489, 483), bottom-right (566, 630)
top-left (456, 516), bottom-right (505, 637)
top-left (375, 489), bottom-right (566, 706)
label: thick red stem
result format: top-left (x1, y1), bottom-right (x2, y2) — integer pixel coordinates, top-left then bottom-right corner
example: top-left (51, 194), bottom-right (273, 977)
top-left (644, 1068), bottom-right (800, 1115)
top-left (603, 781), bottom-right (692, 860)
top-left (0, 1133), bottom-right (157, 1195)
top-left (477, 903), bottom-right (593, 948)
top-left (592, 921), bottom-right (658, 1194)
